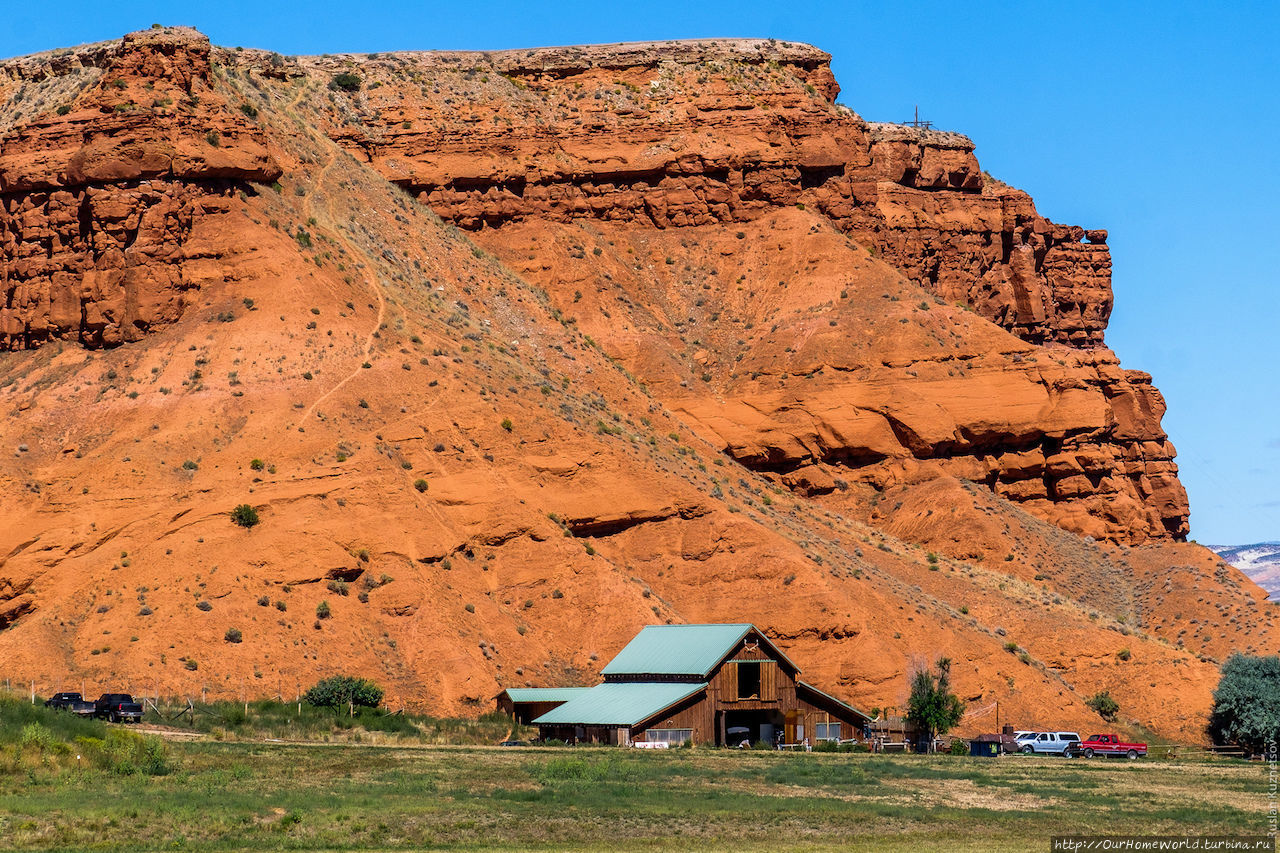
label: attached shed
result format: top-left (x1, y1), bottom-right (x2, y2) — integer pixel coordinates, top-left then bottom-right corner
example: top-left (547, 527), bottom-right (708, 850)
top-left (527, 623), bottom-right (870, 746)
top-left (494, 687), bottom-right (589, 725)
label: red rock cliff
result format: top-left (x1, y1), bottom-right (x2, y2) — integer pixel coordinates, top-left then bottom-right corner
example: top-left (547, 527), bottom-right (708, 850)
top-left (299, 41), bottom-right (1188, 543)
top-left (0, 28), bottom-right (280, 349)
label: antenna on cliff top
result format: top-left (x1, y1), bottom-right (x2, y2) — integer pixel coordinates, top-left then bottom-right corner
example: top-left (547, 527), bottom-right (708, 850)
top-left (902, 105), bottom-right (933, 130)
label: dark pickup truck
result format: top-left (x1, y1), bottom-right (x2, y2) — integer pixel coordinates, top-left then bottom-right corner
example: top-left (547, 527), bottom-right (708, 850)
top-left (94, 693), bottom-right (143, 723)
top-left (44, 692), bottom-right (95, 716)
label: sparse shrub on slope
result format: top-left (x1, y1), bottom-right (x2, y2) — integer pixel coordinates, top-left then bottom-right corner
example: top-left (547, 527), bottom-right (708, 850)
top-left (331, 72), bottom-right (361, 92)
top-left (1086, 691), bottom-right (1119, 722)
top-left (230, 503), bottom-right (259, 528)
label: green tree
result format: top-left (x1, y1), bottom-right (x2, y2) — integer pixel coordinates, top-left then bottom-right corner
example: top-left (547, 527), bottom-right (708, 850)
top-left (906, 657), bottom-right (965, 752)
top-left (1209, 653), bottom-right (1280, 756)
top-left (304, 675), bottom-right (384, 710)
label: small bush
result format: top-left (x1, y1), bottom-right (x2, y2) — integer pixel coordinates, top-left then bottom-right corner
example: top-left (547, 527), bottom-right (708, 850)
top-left (205, 130), bottom-right (220, 147)
top-left (230, 503), bottom-right (259, 528)
top-left (1117, 648), bottom-right (1132, 661)
top-left (501, 418), bottom-right (513, 432)
top-left (225, 627), bottom-right (243, 644)
top-left (331, 72), bottom-right (362, 92)
top-left (327, 580), bottom-right (349, 596)
top-left (257, 595), bottom-right (270, 607)
top-left (413, 478), bottom-right (429, 493)
top-left (185, 659), bottom-right (198, 671)
top-left (275, 600), bottom-right (287, 612)
top-left (948, 738), bottom-right (969, 755)
top-left (250, 458), bottom-right (265, 471)
top-left (196, 601), bottom-right (213, 612)
top-left (1085, 691), bottom-right (1119, 721)
top-left (316, 600), bottom-right (331, 619)
top-left (182, 459), bottom-right (198, 470)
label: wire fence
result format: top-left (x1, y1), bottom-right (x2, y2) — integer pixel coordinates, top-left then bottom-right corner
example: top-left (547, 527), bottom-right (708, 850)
top-left (0, 673), bottom-right (307, 712)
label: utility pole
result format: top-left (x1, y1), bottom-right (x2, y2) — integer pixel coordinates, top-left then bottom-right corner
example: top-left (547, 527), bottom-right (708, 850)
top-left (902, 105), bottom-right (934, 130)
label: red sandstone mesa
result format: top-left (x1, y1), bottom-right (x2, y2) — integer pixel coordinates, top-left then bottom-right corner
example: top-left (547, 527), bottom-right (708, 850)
top-left (0, 30), bottom-right (1255, 745)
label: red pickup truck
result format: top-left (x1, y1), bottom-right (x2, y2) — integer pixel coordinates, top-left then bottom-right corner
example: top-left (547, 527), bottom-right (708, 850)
top-left (1070, 734), bottom-right (1147, 759)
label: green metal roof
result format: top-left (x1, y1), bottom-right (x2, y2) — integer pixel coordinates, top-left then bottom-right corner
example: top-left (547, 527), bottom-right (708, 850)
top-left (532, 682), bottom-right (707, 727)
top-left (501, 688), bottom-right (590, 703)
top-left (600, 623), bottom-right (798, 677)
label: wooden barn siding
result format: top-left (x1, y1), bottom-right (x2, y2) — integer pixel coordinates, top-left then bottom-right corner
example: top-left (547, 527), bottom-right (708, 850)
top-left (636, 694), bottom-right (856, 744)
top-left (796, 696), bottom-right (857, 739)
top-left (709, 661), bottom-right (794, 704)
top-left (636, 693), bottom-right (715, 742)
top-left (510, 701), bottom-right (567, 725)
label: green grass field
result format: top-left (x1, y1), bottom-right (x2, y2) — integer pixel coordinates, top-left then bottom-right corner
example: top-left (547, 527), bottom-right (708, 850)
top-left (0, 695), bottom-right (1269, 851)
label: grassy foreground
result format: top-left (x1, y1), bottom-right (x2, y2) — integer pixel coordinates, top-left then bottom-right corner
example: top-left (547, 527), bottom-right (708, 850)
top-left (0, 734), bottom-right (1269, 852)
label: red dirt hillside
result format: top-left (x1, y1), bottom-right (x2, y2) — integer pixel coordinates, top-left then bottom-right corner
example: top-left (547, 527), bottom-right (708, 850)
top-left (0, 28), bottom-right (1271, 744)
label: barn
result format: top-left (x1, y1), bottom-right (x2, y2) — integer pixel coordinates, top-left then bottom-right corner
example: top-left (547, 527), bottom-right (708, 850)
top-left (526, 623), bottom-right (869, 746)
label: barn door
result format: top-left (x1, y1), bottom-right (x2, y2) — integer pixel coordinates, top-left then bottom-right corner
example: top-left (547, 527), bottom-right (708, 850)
top-left (785, 711), bottom-right (799, 745)
top-left (723, 662), bottom-right (738, 699)
top-left (760, 661), bottom-right (777, 701)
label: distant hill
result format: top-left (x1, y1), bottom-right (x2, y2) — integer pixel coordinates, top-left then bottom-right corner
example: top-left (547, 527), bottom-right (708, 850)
top-left (1212, 544), bottom-right (1280, 598)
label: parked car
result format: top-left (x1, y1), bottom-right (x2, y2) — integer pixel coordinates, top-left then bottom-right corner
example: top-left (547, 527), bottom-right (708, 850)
top-left (1019, 731), bottom-right (1080, 755)
top-left (44, 692), bottom-right (95, 716)
top-left (94, 693), bottom-right (143, 723)
top-left (1069, 734), bottom-right (1147, 759)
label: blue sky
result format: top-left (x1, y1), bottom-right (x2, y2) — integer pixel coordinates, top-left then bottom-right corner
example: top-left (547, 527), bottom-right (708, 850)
top-left (6, 2), bottom-right (1277, 543)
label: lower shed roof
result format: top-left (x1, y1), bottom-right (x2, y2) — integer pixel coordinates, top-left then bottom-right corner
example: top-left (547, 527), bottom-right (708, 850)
top-left (500, 688), bottom-right (589, 704)
top-left (532, 682), bottom-right (707, 727)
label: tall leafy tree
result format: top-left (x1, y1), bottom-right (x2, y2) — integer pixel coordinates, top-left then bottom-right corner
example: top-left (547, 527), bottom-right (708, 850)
top-left (1209, 653), bottom-right (1280, 756)
top-left (906, 656), bottom-right (966, 752)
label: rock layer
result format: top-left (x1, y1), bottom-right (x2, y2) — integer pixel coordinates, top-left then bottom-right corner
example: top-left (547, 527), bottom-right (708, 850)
top-left (306, 44), bottom-right (1108, 347)
top-left (0, 28), bottom-right (280, 349)
top-left (296, 44), bottom-right (1186, 543)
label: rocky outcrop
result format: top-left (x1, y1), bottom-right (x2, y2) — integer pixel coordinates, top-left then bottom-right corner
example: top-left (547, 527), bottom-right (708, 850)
top-left (295, 42), bottom-right (1185, 543)
top-left (304, 43), bottom-right (1110, 347)
top-left (0, 27), bottom-right (280, 349)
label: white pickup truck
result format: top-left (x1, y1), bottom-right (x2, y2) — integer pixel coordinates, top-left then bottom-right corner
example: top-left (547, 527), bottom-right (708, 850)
top-left (1016, 731), bottom-right (1081, 755)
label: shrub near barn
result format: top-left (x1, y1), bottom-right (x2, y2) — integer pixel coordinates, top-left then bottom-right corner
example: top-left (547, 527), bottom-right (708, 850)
top-left (304, 676), bottom-right (384, 711)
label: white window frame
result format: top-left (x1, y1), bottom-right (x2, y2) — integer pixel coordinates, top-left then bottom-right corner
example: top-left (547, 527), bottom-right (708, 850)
top-left (645, 728), bottom-right (692, 744)
top-left (815, 722), bottom-right (842, 741)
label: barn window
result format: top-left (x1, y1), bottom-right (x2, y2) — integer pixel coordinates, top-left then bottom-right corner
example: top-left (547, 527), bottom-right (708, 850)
top-left (737, 662), bottom-right (761, 699)
top-left (646, 728), bottom-right (692, 744)
top-left (815, 722), bottom-right (842, 741)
